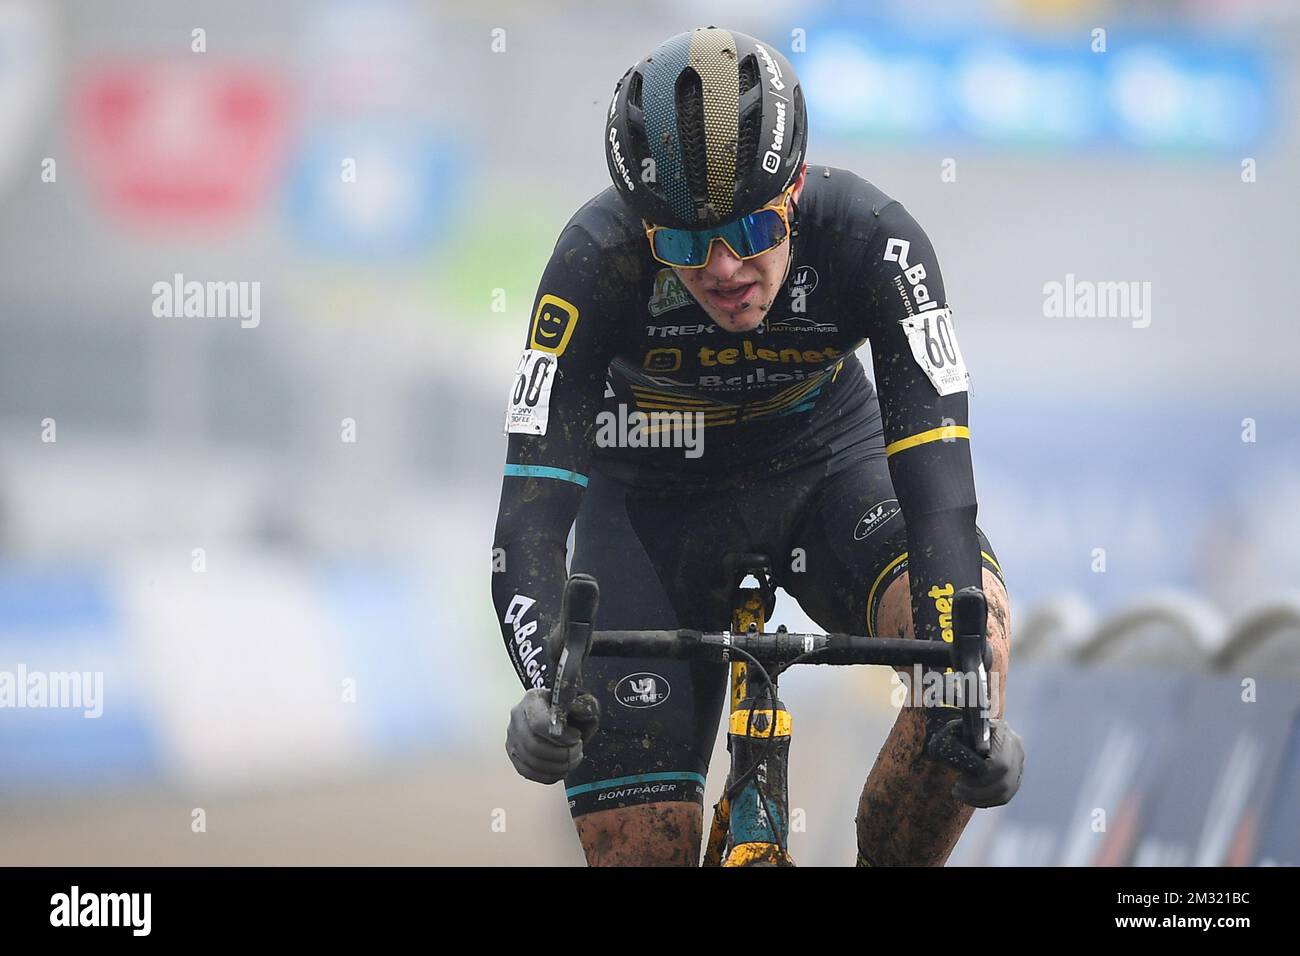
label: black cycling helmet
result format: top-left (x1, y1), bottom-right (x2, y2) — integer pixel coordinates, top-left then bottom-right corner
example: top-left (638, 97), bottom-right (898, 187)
top-left (605, 26), bottom-right (808, 230)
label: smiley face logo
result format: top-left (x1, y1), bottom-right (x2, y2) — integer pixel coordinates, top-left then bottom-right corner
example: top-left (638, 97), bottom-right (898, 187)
top-left (529, 294), bottom-right (580, 355)
top-left (643, 348), bottom-right (681, 372)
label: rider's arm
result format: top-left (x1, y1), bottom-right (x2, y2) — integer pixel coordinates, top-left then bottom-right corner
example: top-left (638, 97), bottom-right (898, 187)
top-left (492, 221), bottom-right (617, 691)
top-left (860, 201), bottom-right (982, 648)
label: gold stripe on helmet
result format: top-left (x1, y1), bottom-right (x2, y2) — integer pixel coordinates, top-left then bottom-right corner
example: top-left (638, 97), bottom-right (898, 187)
top-left (687, 28), bottom-right (738, 220)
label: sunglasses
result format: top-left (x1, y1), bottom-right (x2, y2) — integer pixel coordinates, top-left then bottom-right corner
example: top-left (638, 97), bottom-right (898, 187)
top-left (644, 186), bottom-right (795, 268)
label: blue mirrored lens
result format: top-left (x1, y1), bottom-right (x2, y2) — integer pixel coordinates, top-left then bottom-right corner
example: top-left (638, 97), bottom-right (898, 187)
top-left (652, 208), bottom-right (787, 266)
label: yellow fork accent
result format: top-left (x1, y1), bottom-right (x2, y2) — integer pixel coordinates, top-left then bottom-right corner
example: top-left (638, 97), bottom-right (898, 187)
top-left (723, 842), bottom-right (795, 867)
top-left (702, 794), bottom-right (731, 867)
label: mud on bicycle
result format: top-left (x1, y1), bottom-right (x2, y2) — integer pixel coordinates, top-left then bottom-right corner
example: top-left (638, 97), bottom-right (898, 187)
top-left (547, 553), bottom-right (996, 867)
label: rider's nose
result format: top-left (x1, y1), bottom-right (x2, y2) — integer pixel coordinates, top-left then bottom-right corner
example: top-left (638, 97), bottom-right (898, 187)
top-left (702, 240), bottom-right (744, 281)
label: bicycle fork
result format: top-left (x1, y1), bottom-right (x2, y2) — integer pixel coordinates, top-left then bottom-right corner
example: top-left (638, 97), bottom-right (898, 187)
top-left (704, 559), bottom-right (795, 867)
top-left (723, 686), bottom-right (793, 866)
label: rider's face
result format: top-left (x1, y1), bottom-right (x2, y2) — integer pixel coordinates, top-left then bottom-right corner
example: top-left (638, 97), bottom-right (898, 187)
top-left (672, 167), bottom-right (807, 334)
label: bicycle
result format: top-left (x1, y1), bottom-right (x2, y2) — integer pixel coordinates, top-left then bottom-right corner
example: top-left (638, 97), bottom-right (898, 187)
top-left (547, 553), bottom-right (993, 866)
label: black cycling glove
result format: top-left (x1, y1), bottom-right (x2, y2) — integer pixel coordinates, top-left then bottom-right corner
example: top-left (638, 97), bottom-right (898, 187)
top-left (505, 687), bottom-right (601, 785)
top-left (925, 715), bottom-right (1024, 808)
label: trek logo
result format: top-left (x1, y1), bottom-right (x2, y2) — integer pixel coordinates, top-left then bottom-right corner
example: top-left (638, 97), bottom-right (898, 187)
top-left (927, 582), bottom-right (956, 644)
top-left (647, 322), bottom-right (716, 337)
top-left (530, 294), bottom-right (579, 355)
top-left (615, 672), bottom-right (671, 708)
top-left (608, 126), bottom-right (635, 192)
top-left (883, 237), bottom-right (940, 315)
top-left (50, 886), bottom-right (151, 936)
top-left (854, 499), bottom-right (900, 540)
top-left (644, 348), bottom-right (682, 372)
top-left (763, 99), bottom-right (786, 173)
top-left (504, 594), bottom-right (549, 689)
top-left (647, 268), bottom-right (692, 317)
top-left (754, 43), bottom-right (785, 93)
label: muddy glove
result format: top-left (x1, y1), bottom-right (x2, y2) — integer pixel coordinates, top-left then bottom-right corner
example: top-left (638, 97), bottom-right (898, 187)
top-left (926, 716), bottom-right (1024, 808)
top-left (505, 687), bottom-right (601, 785)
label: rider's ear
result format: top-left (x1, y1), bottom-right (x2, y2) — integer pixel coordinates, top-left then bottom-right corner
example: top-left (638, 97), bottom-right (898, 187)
top-left (790, 163), bottom-right (808, 204)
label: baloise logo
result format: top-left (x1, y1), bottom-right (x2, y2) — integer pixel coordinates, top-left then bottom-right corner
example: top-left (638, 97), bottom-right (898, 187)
top-left (615, 672), bottom-right (671, 708)
top-left (609, 126), bottom-right (635, 192)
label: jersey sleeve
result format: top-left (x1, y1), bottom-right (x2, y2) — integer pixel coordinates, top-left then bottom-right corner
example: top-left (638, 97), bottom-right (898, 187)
top-left (858, 201), bottom-right (983, 651)
top-left (491, 221), bottom-right (619, 691)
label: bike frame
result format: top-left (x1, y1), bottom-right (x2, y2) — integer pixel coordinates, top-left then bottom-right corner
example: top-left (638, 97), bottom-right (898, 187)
top-left (548, 556), bottom-right (992, 868)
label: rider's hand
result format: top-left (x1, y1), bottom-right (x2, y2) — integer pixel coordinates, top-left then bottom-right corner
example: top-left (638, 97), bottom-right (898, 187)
top-left (505, 687), bottom-right (601, 785)
top-left (925, 716), bottom-right (1025, 808)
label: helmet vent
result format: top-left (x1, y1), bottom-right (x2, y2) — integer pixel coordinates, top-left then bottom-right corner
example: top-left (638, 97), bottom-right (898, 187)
top-left (675, 67), bottom-right (710, 206)
top-left (737, 103), bottom-right (761, 181)
top-left (629, 121), bottom-right (651, 189)
top-left (628, 70), bottom-right (643, 110)
top-left (790, 84), bottom-right (805, 163)
top-left (738, 54), bottom-right (760, 96)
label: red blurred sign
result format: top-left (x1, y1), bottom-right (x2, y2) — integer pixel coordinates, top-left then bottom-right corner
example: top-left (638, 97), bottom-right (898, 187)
top-left (73, 60), bottom-right (290, 228)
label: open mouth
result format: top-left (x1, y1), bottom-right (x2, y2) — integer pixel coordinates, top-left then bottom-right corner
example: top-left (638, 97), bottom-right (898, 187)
top-left (707, 281), bottom-right (756, 311)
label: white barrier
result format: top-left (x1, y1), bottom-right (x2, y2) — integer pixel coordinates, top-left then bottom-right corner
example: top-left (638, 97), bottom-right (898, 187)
top-left (1213, 593), bottom-right (1300, 676)
top-left (1072, 590), bottom-right (1226, 668)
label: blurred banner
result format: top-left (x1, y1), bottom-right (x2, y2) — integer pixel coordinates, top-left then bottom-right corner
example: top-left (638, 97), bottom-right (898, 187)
top-left (801, 16), bottom-right (1275, 150)
top-left (72, 59), bottom-right (289, 229)
top-left (0, 1), bottom-right (56, 198)
top-left (950, 666), bottom-right (1300, 866)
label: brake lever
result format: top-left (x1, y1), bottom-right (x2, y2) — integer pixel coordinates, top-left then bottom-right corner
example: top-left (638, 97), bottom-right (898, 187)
top-left (952, 586), bottom-right (991, 758)
top-left (548, 574), bottom-right (599, 738)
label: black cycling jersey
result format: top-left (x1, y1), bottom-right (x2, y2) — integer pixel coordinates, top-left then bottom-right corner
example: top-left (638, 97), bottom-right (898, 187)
top-left (493, 166), bottom-right (981, 691)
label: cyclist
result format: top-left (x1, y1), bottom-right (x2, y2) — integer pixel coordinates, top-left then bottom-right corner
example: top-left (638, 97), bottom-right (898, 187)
top-left (494, 27), bottom-right (1024, 866)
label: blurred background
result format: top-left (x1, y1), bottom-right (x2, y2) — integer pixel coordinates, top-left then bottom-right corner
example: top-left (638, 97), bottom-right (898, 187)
top-left (0, 0), bottom-right (1297, 866)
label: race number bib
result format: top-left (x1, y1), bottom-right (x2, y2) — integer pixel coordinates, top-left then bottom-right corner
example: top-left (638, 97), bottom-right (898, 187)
top-left (505, 349), bottom-right (557, 435)
top-left (899, 308), bottom-right (969, 396)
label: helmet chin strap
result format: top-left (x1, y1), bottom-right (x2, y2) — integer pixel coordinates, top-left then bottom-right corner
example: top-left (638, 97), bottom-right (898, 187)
top-left (778, 196), bottom-right (801, 290)
top-left (756, 200), bottom-right (800, 336)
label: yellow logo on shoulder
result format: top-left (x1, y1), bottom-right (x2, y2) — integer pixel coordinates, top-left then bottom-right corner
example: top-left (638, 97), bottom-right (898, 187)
top-left (928, 582), bottom-right (956, 643)
top-left (530, 294), bottom-right (579, 355)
